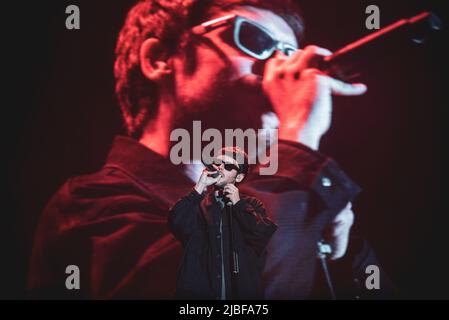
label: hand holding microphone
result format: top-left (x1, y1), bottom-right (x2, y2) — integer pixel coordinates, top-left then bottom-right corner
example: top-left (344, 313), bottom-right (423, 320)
top-left (262, 45), bottom-right (367, 149)
top-left (194, 166), bottom-right (220, 194)
top-left (261, 11), bottom-right (441, 149)
top-left (223, 184), bottom-right (240, 205)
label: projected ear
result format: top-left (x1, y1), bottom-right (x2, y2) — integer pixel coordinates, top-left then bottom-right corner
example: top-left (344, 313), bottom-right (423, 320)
top-left (140, 38), bottom-right (172, 81)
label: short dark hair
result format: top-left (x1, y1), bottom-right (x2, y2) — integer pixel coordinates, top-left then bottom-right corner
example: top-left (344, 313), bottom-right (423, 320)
top-left (218, 146), bottom-right (249, 176)
top-left (114, 0), bottom-right (304, 138)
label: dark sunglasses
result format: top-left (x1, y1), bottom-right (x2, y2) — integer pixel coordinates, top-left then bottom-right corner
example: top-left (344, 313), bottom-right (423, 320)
top-left (214, 160), bottom-right (240, 172)
top-left (204, 159), bottom-right (240, 172)
top-left (192, 14), bottom-right (298, 60)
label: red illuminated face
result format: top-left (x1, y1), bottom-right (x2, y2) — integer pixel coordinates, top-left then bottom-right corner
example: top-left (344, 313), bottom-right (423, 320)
top-left (212, 154), bottom-right (244, 187)
top-left (169, 5), bottom-right (298, 130)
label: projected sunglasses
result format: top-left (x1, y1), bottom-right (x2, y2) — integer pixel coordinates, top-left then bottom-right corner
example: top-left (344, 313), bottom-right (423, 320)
top-left (192, 14), bottom-right (298, 60)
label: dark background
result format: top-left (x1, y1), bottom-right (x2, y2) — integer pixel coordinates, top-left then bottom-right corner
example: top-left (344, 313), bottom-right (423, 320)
top-left (4, 0), bottom-right (448, 299)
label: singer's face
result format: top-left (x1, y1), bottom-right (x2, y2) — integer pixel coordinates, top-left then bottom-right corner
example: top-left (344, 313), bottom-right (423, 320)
top-left (214, 155), bottom-right (241, 187)
top-left (169, 6), bottom-right (298, 130)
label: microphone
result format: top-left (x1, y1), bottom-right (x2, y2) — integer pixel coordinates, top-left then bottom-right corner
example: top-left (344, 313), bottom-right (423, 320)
top-left (204, 163), bottom-right (220, 178)
top-left (318, 11), bottom-right (442, 81)
top-left (204, 162), bottom-right (235, 205)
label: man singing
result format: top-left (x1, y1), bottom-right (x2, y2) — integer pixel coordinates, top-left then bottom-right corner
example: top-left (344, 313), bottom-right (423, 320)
top-left (168, 147), bottom-right (276, 299)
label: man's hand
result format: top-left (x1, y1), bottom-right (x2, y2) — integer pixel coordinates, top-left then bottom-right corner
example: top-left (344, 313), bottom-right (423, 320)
top-left (262, 45), bottom-right (367, 150)
top-left (223, 184), bottom-right (240, 205)
top-left (194, 169), bottom-right (220, 194)
top-left (324, 202), bottom-right (355, 260)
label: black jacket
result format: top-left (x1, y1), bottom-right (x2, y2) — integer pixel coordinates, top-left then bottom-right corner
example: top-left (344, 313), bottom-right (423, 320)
top-left (168, 189), bottom-right (277, 299)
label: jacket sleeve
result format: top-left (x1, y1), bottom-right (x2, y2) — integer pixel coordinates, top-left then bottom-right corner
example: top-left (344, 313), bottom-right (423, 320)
top-left (232, 197), bottom-right (278, 255)
top-left (239, 139), bottom-right (362, 298)
top-left (29, 178), bottom-right (188, 299)
top-left (167, 189), bottom-right (204, 245)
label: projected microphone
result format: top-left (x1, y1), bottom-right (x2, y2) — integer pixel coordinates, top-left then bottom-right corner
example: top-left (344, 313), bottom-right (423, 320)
top-left (318, 11), bottom-right (442, 81)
